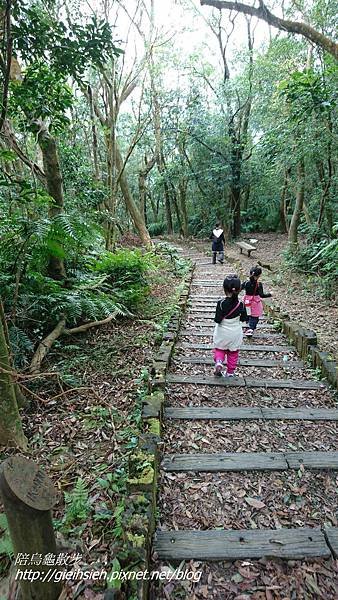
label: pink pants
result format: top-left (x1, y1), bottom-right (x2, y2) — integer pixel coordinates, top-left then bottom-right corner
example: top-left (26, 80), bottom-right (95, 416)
top-left (213, 348), bottom-right (239, 374)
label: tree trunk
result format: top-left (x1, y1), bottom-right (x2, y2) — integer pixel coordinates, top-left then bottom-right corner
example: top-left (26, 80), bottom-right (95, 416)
top-left (139, 170), bottom-right (146, 221)
top-left (163, 177), bottom-right (173, 234)
top-left (0, 301), bottom-right (27, 449)
top-left (228, 21), bottom-right (253, 239)
top-left (302, 201), bottom-right (311, 225)
top-left (317, 122), bottom-right (333, 231)
top-left (88, 85), bottom-right (100, 181)
top-left (171, 186), bottom-right (184, 235)
top-left (115, 147), bottom-right (152, 247)
top-left (229, 133), bottom-right (242, 238)
top-left (280, 167), bottom-right (290, 233)
top-left (0, 300), bottom-right (27, 408)
top-left (242, 185), bottom-right (250, 211)
top-left (0, 455), bottom-right (61, 600)
top-left (148, 190), bottom-right (158, 221)
top-left (103, 129), bottom-right (116, 251)
top-left (288, 158), bottom-right (305, 250)
top-left (148, 42), bottom-right (173, 234)
top-left (178, 180), bottom-right (188, 237)
top-left (138, 155), bottom-right (155, 222)
top-left (36, 123), bottom-right (66, 279)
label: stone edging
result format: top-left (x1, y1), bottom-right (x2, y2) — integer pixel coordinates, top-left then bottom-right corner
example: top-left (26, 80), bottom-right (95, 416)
top-left (265, 303), bottom-right (337, 390)
top-left (118, 264), bottom-right (194, 600)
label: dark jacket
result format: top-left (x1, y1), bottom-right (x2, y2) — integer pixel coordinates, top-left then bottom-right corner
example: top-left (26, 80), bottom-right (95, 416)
top-left (214, 297), bottom-right (247, 324)
top-left (241, 278), bottom-right (272, 298)
top-left (210, 229), bottom-right (225, 251)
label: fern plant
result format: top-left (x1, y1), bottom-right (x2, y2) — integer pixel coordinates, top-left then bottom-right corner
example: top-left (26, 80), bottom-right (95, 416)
top-left (63, 478), bottom-right (90, 528)
top-left (8, 325), bottom-right (34, 368)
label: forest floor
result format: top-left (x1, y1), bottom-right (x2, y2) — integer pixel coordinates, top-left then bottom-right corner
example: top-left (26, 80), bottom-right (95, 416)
top-left (190, 232), bottom-right (337, 362)
top-left (0, 252), bottom-right (188, 600)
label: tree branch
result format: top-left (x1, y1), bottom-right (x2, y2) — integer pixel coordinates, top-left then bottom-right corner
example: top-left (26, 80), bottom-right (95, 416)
top-left (63, 313), bottom-right (116, 335)
top-left (29, 318), bottom-right (66, 374)
top-left (29, 313), bottom-right (118, 373)
top-left (200, 0), bottom-right (338, 59)
top-left (1, 120), bottom-right (46, 183)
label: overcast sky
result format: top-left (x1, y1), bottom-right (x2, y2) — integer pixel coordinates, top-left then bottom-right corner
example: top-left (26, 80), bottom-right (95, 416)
top-left (89, 0), bottom-right (272, 76)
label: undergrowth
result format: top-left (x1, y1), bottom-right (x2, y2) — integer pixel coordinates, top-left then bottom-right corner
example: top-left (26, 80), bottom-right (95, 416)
top-left (1, 242), bottom-right (189, 368)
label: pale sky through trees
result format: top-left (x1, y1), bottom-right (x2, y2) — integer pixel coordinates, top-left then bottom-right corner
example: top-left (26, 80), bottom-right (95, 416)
top-left (88, 0), bottom-right (272, 83)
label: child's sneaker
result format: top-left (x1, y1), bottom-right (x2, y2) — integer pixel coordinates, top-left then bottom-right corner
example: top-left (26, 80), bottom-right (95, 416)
top-left (214, 362), bottom-right (223, 377)
top-left (245, 328), bottom-right (253, 337)
top-left (224, 372), bottom-right (236, 378)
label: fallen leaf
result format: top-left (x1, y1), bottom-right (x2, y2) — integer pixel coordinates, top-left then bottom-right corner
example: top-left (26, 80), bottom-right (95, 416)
top-left (245, 497), bottom-right (266, 509)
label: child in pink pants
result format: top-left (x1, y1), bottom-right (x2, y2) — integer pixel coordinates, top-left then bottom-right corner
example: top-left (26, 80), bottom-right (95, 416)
top-left (213, 275), bottom-right (247, 377)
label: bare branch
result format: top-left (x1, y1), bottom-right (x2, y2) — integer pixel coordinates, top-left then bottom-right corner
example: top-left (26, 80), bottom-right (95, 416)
top-left (200, 0), bottom-right (338, 58)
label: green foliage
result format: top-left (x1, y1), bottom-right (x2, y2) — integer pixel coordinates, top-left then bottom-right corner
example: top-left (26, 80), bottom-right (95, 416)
top-left (147, 222), bottom-right (166, 236)
top-left (310, 224), bottom-right (338, 264)
top-left (0, 515), bottom-right (13, 560)
top-left (10, 61), bottom-right (73, 131)
top-left (8, 325), bottom-right (34, 368)
top-left (278, 69), bottom-right (333, 122)
top-left (2, 269), bottom-right (126, 328)
top-left (154, 242), bottom-right (190, 277)
top-left (63, 478), bottom-right (90, 527)
top-left (92, 249), bottom-right (151, 308)
top-left (283, 223), bottom-right (338, 298)
top-left (107, 558), bottom-right (122, 590)
top-left (12, 3), bottom-right (122, 80)
top-left (83, 406), bottom-right (111, 430)
top-left (93, 249), bottom-right (149, 285)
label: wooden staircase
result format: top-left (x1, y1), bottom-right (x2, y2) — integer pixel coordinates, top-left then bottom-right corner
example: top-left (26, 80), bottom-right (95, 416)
top-left (152, 246), bottom-right (338, 572)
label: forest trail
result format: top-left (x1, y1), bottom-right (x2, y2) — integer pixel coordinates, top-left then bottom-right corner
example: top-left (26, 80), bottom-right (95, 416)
top-left (151, 244), bottom-right (338, 599)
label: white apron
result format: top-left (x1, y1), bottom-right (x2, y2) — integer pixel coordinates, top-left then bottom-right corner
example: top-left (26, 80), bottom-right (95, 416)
top-left (213, 316), bottom-right (243, 351)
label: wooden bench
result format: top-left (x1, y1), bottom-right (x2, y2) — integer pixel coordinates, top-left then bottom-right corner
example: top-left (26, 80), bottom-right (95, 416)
top-left (236, 240), bottom-right (256, 257)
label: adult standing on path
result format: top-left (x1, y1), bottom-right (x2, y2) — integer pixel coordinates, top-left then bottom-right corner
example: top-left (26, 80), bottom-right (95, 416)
top-left (210, 223), bottom-right (225, 265)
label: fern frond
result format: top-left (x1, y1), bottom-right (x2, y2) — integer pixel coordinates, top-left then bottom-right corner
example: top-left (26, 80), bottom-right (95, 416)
top-left (8, 325), bottom-right (34, 368)
top-left (63, 478), bottom-right (89, 526)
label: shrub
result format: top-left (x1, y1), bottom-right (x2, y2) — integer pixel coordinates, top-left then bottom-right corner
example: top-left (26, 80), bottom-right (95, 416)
top-left (283, 223), bottom-right (337, 299)
top-left (148, 222), bottom-right (166, 236)
top-left (92, 249), bottom-right (149, 287)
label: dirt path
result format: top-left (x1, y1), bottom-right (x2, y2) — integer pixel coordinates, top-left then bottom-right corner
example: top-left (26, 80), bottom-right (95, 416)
top-left (151, 244), bottom-right (338, 599)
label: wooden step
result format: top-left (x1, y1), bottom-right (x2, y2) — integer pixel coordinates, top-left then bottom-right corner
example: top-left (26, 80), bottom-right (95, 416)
top-left (162, 451), bottom-right (338, 472)
top-left (166, 374), bottom-right (323, 390)
top-left (164, 407), bottom-right (338, 421)
top-left (192, 283), bottom-right (223, 287)
top-left (325, 527), bottom-right (338, 558)
top-left (286, 451), bottom-right (338, 470)
top-left (154, 528), bottom-right (331, 560)
top-left (162, 451), bottom-right (288, 472)
top-left (184, 322), bottom-right (275, 330)
top-left (180, 330), bottom-right (280, 339)
top-left (181, 342), bottom-right (293, 352)
top-left (176, 357), bottom-right (303, 368)
top-left (193, 280), bottom-right (224, 285)
top-left (189, 312), bottom-right (270, 324)
top-left (189, 299), bottom-right (223, 303)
